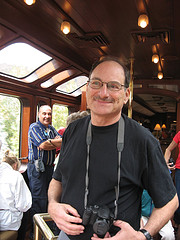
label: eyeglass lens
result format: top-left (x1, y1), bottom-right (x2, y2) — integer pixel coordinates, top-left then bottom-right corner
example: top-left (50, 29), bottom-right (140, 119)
top-left (89, 79), bottom-right (125, 91)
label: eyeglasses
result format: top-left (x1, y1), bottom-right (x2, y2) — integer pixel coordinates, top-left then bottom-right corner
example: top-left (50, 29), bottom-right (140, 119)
top-left (88, 79), bottom-right (126, 91)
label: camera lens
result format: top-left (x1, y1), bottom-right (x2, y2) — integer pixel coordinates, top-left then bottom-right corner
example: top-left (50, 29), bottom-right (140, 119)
top-left (93, 220), bottom-right (109, 238)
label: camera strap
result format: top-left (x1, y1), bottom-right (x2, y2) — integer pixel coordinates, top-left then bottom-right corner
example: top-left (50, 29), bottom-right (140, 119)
top-left (85, 116), bottom-right (125, 219)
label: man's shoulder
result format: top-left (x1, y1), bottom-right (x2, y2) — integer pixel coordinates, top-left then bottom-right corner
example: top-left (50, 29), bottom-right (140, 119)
top-left (123, 114), bottom-right (143, 131)
top-left (29, 122), bottom-right (43, 134)
top-left (29, 122), bottom-right (39, 128)
top-left (122, 114), bottom-right (155, 141)
top-left (30, 121), bottom-right (45, 129)
top-left (65, 115), bottom-right (90, 136)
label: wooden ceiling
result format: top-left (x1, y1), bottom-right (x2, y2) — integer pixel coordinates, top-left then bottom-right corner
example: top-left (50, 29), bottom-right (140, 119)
top-left (0, 0), bottom-right (180, 117)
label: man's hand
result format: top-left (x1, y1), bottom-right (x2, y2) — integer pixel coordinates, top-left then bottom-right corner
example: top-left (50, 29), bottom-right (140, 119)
top-left (55, 135), bottom-right (61, 139)
top-left (48, 202), bottom-right (84, 236)
top-left (167, 163), bottom-right (176, 171)
top-left (91, 220), bottom-right (145, 240)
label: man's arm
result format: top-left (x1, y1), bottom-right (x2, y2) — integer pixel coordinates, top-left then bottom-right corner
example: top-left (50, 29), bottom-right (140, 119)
top-left (48, 178), bottom-right (84, 235)
top-left (143, 193), bottom-right (178, 235)
top-left (91, 194), bottom-right (178, 240)
top-left (39, 137), bottom-right (62, 150)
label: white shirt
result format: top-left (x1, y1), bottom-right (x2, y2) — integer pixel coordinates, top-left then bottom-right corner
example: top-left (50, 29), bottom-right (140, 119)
top-left (0, 162), bottom-right (32, 231)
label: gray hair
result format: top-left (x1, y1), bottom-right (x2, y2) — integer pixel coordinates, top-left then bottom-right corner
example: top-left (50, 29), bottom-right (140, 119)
top-left (66, 111), bottom-right (89, 127)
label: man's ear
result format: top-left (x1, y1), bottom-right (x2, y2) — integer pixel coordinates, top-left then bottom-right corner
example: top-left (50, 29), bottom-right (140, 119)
top-left (123, 87), bottom-right (130, 104)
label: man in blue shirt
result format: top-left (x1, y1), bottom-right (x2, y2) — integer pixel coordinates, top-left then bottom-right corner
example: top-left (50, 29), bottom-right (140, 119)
top-left (27, 105), bottom-right (62, 235)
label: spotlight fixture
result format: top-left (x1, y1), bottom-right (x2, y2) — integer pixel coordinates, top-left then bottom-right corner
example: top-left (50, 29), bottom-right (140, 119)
top-left (152, 54), bottom-right (159, 64)
top-left (138, 14), bottom-right (149, 28)
top-left (61, 21), bottom-right (71, 34)
top-left (158, 72), bottom-right (163, 79)
top-left (24, 0), bottom-right (36, 5)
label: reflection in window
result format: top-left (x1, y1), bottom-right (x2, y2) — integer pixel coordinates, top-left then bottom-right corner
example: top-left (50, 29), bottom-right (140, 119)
top-left (41, 69), bottom-right (76, 88)
top-left (0, 42), bottom-right (52, 78)
top-left (56, 76), bottom-right (88, 96)
top-left (0, 95), bottom-right (21, 160)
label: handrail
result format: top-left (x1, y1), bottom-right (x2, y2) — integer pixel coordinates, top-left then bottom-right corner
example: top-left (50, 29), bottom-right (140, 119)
top-left (33, 213), bottom-right (58, 240)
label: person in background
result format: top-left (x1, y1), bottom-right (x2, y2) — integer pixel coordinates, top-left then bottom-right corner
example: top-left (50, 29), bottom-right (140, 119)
top-left (56, 111), bottom-right (90, 157)
top-left (0, 150), bottom-right (32, 240)
top-left (66, 111), bottom-right (90, 127)
top-left (141, 189), bottom-right (175, 240)
top-left (27, 105), bottom-right (62, 237)
top-left (164, 131), bottom-right (180, 238)
top-left (48, 56), bottom-right (178, 240)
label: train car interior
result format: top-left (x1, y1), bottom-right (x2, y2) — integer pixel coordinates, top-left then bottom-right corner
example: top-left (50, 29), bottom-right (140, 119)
top-left (0, 0), bottom-right (180, 239)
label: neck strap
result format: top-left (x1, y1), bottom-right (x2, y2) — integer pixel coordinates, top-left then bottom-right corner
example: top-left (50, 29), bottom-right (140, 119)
top-left (85, 116), bottom-right (125, 219)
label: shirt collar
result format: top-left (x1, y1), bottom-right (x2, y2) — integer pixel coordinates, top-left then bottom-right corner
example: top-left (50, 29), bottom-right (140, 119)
top-left (38, 120), bottom-right (50, 130)
top-left (1, 161), bottom-right (13, 170)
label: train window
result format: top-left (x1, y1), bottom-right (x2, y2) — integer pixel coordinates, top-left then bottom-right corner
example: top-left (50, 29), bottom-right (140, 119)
top-left (0, 94), bottom-right (21, 160)
top-left (52, 104), bottom-right (68, 131)
top-left (0, 42), bottom-right (52, 78)
top-left (56, 75), bottom-right (88, 96)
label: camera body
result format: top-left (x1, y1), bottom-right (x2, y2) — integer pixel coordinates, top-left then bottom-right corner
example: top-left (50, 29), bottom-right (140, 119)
top-left (169, 158), bottom-right (175, 167)
top-left (82, 205), bottom-right (114, 238)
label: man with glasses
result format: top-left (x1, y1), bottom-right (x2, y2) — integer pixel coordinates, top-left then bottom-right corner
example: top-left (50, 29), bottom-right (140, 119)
top-left (48, 56), bottom-right (178, 240)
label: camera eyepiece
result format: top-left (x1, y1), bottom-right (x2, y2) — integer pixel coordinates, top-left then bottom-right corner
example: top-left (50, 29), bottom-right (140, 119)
top-left (169, 158), bottom-right (175, 167)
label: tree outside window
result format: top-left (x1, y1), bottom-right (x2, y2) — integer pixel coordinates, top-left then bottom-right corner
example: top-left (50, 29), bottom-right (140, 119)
top-left (0, 95), bottom-right (20, 161)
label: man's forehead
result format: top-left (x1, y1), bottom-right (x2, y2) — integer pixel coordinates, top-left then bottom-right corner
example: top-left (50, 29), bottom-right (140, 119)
top-left (91, 61), bottom-right (125, 80)
top-left (92, 60), bottom-right (124, 73)
top-left (39, 106), bottom-right (51, 113)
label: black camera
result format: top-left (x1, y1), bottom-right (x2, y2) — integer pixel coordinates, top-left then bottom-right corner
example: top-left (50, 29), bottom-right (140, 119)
top-left (82, 205), bottom-right (114, 238)
top-left (169, 158), bottom-right (175, 167)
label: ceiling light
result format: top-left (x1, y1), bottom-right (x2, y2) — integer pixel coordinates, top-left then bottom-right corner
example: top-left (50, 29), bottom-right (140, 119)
top-left (61, 21), bottom-right (71, 34)
top-left (158, 72), bottom-right (163, 79)
top-left (24, 0), bottom-right (36, 5)
top-left (138, 14), bottom-right (149, 28)
top-left (152, 54), bottom-right (159, 63)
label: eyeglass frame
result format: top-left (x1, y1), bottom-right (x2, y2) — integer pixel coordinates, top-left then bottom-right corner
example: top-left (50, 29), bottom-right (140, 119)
top-left (87, 78), bottom-right (127, 91)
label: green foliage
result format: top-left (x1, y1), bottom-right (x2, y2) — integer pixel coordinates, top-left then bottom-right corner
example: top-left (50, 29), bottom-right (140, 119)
top-left (52, 104), bottom-right (68, 131)
top-left (0, 95), bottom-right (20, 157)
top-left (0, 63), bottom-right (30, 78)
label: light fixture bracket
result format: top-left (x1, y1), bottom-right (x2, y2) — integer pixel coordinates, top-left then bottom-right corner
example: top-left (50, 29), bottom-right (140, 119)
top-left (66, 32), bottom-right (110, 48)
top-left (131, 29), bottom-right (170, 44)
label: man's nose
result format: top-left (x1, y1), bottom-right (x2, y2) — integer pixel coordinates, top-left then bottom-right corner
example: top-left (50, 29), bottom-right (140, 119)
top-left (99, 83), bottom-right (109, 97)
